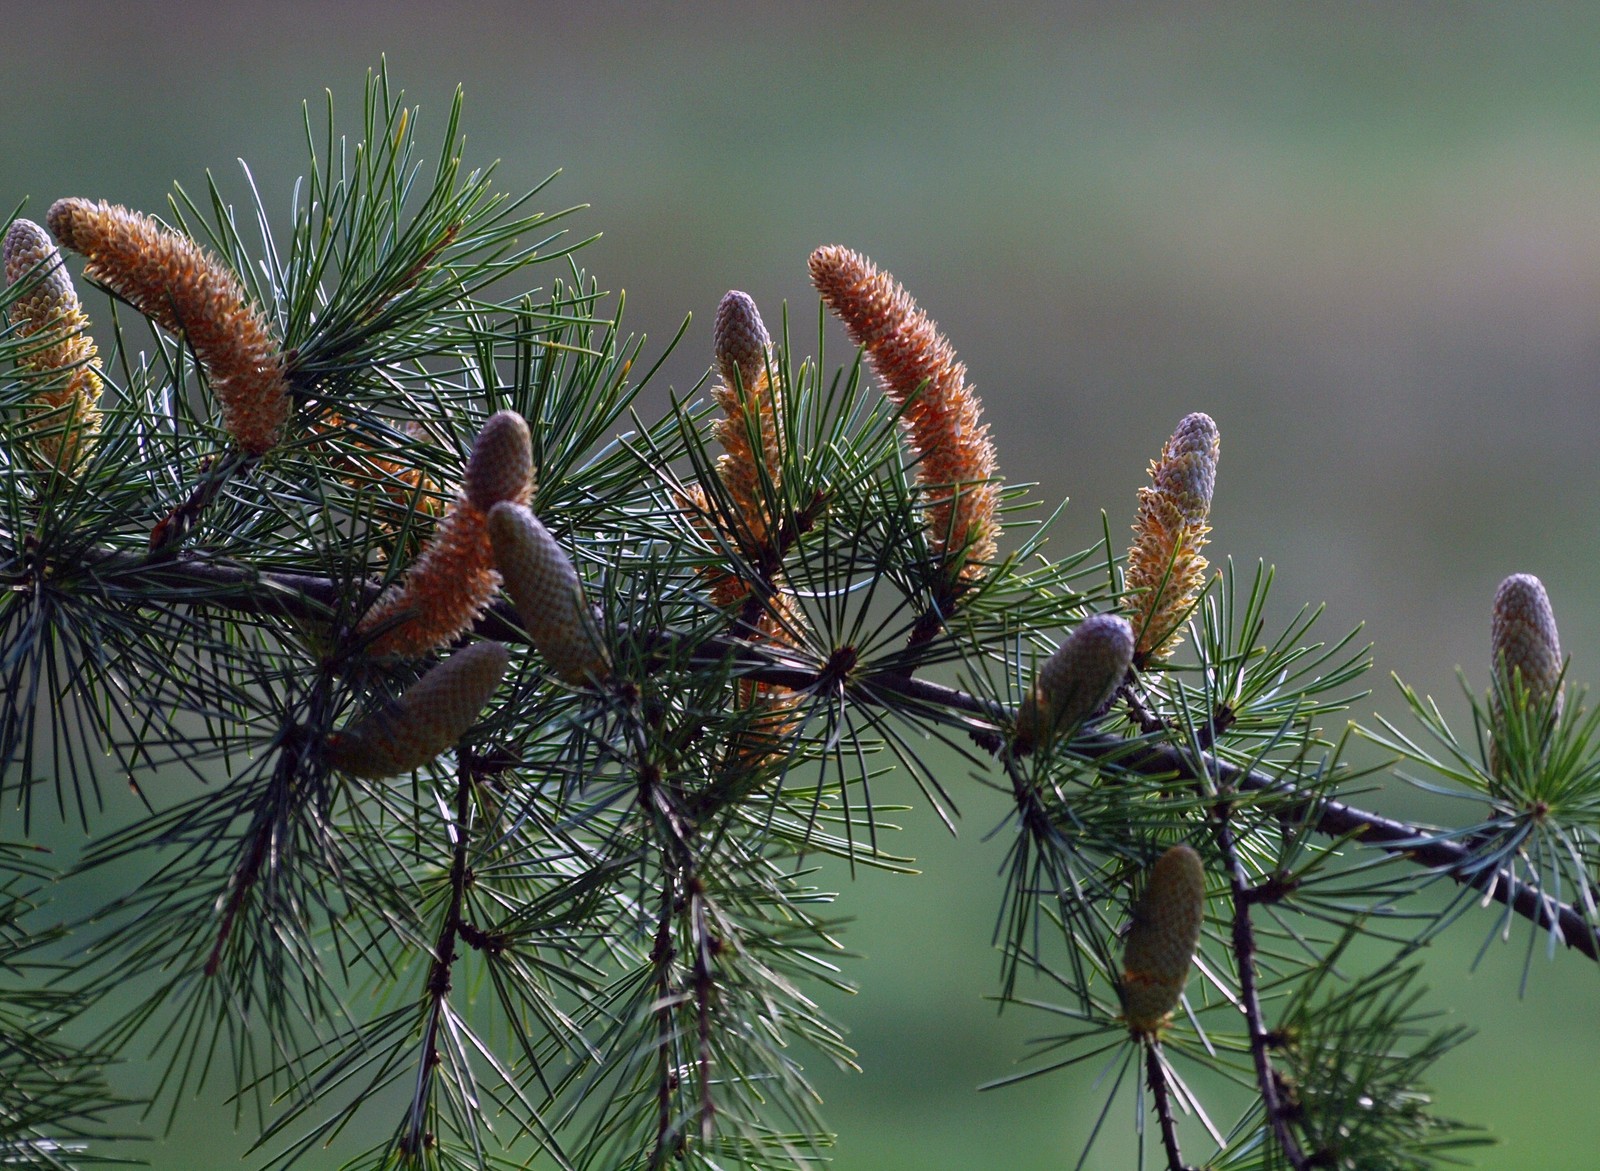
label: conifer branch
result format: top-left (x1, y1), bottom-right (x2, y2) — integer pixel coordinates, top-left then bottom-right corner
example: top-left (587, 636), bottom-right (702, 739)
top-left (43, 544), bottom-right (1600, 966)
top-left (1212, 777), bottom-right (1309, 1170)
top-left (1143, 1043), bottom-right (1193, 1171)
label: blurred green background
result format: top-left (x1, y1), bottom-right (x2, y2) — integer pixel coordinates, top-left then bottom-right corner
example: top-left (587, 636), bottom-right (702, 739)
top-left (5, 2), bottom-right (1600, 1167)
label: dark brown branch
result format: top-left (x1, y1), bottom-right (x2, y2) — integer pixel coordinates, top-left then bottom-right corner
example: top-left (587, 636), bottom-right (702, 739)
top-left (401, 755), bottom-right (476, 1156)
top-left (47, 550), bottom-right (1600, 965)
top-left (1143, 1041), bottom-right (1193, 1171)
top-left (1212, 780), bottom-right (1308, 1170)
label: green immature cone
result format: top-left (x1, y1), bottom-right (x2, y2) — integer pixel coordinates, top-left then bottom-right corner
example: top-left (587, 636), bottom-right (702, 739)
top-left (1489, 573), bottom-right (1564, 777)
top-left (714, 290), bottom-right (771, 390)
top-left (487, 501), bottom-right (610, 685)
top-left (327, 640), bottom-right (510, 779)
top-left (463, 409), bottom-right (533, 512)
top-left (1491, 573), bottom-right (1562, 715)
top-left (1013, 613), bottom-right (1134, 753)
top-left (1121, 844), bottom-right (1206, 1036)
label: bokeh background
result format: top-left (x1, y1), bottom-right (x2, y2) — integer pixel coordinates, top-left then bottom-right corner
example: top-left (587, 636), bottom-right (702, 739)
top-left (5, 2), bottom-right (1600, 1167)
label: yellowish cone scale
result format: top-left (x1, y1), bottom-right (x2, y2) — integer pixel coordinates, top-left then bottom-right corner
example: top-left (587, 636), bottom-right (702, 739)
top-left (3, 218), bottom-right (103, 471)
top-left (1014, 613), bottom-right (1134, 753)
top-left (487, 501), bottom-right (610, 685)
top-left (1125, 412), bottom-right (1220, 661)
top-left (1489, 573), bottom-right (1564, 777)
top-left (46, 197), bottom-right (288, 455)
top-left (463, 409), bottom-right (533, 512)
top-left (327, 640), bottom-right (510, 779)
top-left (1121, 844), bottom-right (1206, 1035)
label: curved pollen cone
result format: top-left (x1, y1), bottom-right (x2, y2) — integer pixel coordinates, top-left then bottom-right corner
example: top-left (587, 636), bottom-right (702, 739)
top-left (487, 501), bottom-right (610, 684)
top-left (463, 409), bottom-right (533, 512)
top-left (1014, 613), bottom-right (1134, 753)
top-left (358, 413), bottom-right (535, 657)
top-left (47, 197), bottom-right (288, 455)
top-left (327, 640), bottom-right (509, 779)
top-left (3, 219), bottom-right (102, 470)
top-left (1121, 844), bottom-right (1206, 1036)
top-left (1125, 412), bottom-right (1220, 662)
top-left (808, 245), bottom-right (998, 591)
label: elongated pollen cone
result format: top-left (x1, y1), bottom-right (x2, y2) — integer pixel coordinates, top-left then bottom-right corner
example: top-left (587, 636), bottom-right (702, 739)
top-left (488, 501), bottom-right (610, 684)
top-left (47, 197), bottom-right (287, 455)
top-left (1121, 844), bottom-right (1206, 1035)
top-left (328, 641), bottom-right (510, 779)
top-left (3, 218), bottom-right (102, 470)
top-left (464, 409), bottom-right (533, 512)
top-left (1125, 412), bottom-right (1220, 661)
top-left (1014, 613), bottom-right (1134, 753)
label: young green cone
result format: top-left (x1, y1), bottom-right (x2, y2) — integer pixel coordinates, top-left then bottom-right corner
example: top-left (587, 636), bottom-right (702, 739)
top-left (1013, 613), bottom-right (1134, 753)
top-left (1489, 572), bottom-right (1564, 777)
top-left (487, 501), bottom-right (609, 684)
top-left (1121, 844), bottom-right (1206, 1035)
top-left (463, 409), bottom-right (534, 512)
top-left (327, 640), bottom-right (510, 779)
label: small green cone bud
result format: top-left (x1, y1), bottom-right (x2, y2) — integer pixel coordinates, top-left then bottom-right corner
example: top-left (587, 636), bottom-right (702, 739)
top-left (328, 640), bottom-right (509, 779)
top-left (1014, 613), bottom-right (1134, 753)
top-left (1121, 844), bottom-right (1206, 1035)
top-left (714, 290), bottom-right (771, 390)
top-left (487, 501), bottom-right (610, 685)
top-left (463, 410), bottom-right (533, 513)
top-left (1491, 573), bottom-right (1562, 716)
top-left (1489, 573), bottom-right (1564, 778)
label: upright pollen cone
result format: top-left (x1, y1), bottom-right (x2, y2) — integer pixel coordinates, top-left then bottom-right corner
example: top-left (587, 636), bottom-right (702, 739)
top-left (1121, 844), bottom-right (1206, 1036)
top-left (809, 245), bottom-right (999, 594)
top-left (1125, 412), bottom-right (1219, 662)
top-left (327, 641), bottom-right (510, 779)
top-left (1014, 613), bottom-right (1134, 754)
top-left (47, 198), bottom-right (288, 455)
top-left (359, 411), bottom-right (533, 657)
top-left (3, 218), bottom-right (102, 470)
top-left (488, 501), bottom-right (610, 685)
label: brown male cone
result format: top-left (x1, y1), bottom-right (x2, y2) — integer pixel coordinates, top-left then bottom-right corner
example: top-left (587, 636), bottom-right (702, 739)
top-left (327, 640), bottom-right (510, 779)
top-left (487, 501), bottom-right (609, 685)
top-left (1013, 613), bottom-right (1135, 754)
top-left (3, 218), bottom-right (103, 471)
top-left (47, 198), bottom-right (288, 455)
top-left (359, 411), bottom-right (533, 657)
top-left (1121, 844), bottom-right (1206, 1035)
top-left (809, 245), bottom-right (998, 592)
